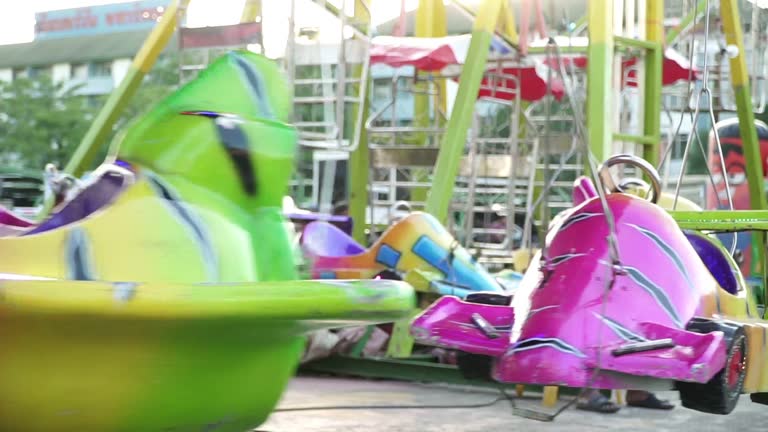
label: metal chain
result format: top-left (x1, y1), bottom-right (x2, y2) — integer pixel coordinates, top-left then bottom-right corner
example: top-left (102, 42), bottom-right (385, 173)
top-left (548, 40), bottom-right (623, 269)
top-left (669, 0), bottom-right (737, 255)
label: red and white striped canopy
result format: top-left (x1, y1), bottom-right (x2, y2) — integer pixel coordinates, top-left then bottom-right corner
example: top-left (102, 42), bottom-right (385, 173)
top-left (369, 36), bottom-right (697, 102)
top-left (369, 35), bottom-right (471, 71)
top-left (369, 35), bottom-right (565, 102)
top-left (542, 48), bottom-right (699, 87)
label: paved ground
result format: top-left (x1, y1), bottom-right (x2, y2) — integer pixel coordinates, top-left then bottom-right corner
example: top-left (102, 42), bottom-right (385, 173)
top-left (261, 376), bottom-right (768, 431)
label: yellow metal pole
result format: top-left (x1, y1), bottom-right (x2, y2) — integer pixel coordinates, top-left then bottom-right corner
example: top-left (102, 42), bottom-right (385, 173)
top-left (64, 0), bottom-right (192, 177)
top-left (542, 386), bottom-right (559, 407)
top-left (411, 0), bottom-right (447, 207)
top-left (416, 0), bottom-right (448, 116)
top-left (240, 0), bottom-right (262, 22)
top-left (452, 0), bottom-right (519, 47)
top-left (498, 0), bottom-right (519, 45)
top-left (586, 0), bottom-right (614, 164)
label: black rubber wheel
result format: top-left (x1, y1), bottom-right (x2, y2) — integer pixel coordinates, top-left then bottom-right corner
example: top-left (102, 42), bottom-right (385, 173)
top-left (465, 292), bottom-right (513, 306)
top-left (751, 392), bottom-right (768, 406)
top-left (454, 291), bottom-right (511, 380)
top-left (677, 319), bottom-right (747, 415)
top-left (456, 352), bottom-right (493, 380)
top-left (373, 270), bottom-right (402, 280)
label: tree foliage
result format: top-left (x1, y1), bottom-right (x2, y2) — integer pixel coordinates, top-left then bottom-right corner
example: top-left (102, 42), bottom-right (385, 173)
top-left (0, 54), bottom-right (180, 172)
top-left (0, 77), bottom-right (98, 170)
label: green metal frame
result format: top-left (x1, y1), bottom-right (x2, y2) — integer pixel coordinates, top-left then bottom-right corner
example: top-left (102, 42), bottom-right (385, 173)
top-left (665, 0), bottom-right (707, 46)
top-left (585, 0), bottom-right (614, 164)
top-left (425, 0), bottom-right (506, 223)
top-left (451, 0), bottom-right (520, 49)
top-left (584, 0), bottom-right (663, 167)
top-left (671, 210), bottom-right (768, 231)
top-left (348, 0), bottom-right (371, 244)
top-left (323, 0), bottom-right (768, 395)
top-left (643, 0), bottom-right (664, 166)
top-left (527, 45), bottom-right (588, 54)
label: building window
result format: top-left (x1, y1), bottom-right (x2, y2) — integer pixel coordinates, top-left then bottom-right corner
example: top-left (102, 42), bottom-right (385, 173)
top-left (89, 61), bottom-right (112, 78)
top-left (662, 93), bottom-right (687, 110)
top-left (669, 133), bottom-right (690, 160)
top-left (72, 63), bottom-right (88, 80)
top-left (86, 95), bottom-right (103, 108)
top-left (28, 66), bottom-right (51, 79)
top-left (12, 68), bottom-right (28, 80)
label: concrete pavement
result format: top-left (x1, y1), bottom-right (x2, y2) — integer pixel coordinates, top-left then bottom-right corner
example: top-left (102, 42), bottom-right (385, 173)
top-left (261, 376), bottom-right (768, 431)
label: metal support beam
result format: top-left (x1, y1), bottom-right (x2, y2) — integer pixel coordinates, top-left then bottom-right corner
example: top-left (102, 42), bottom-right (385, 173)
top-left (665, 0), bottom-right (706, 46)
top-left (348, 0), bottom-right (371, 243)
top-left (527, 44), bottom-right (588, 54)
top-left (451, 0), bottom-right (519, 48)
top-left (643, 0), bottom-right (663, 166)
top-left (721, 0), bottom-right (768, 301)
top-left (311, 0), bottom-right (368, 37)
top-left (65, 0), bottom-right (191, 177)
top-left (586, 0), bottom-right (614, 163)
top-left (572, 14), bottom-right (588, 35)
top-left (613, 133), bottom-right (657, 145)
top-left (425, 0), bottom-right (504, 223)
top-left (614, 35), bottom-right (657, 50)
top-left (670, 210), bottom-right (768, 231)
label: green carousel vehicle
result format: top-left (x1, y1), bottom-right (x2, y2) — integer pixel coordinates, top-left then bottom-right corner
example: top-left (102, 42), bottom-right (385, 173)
top-left (0, 51), bottom-right (415, 431)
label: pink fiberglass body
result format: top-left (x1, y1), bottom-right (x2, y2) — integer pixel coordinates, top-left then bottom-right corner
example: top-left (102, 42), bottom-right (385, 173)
top-left (413, 177), bottom-right (729, 390)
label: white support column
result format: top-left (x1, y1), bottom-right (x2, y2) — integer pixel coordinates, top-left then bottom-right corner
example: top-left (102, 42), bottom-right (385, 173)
top-left (111, 58), bottom-right (132, 87)
top-left (52, 63), bottom-right (72, 84)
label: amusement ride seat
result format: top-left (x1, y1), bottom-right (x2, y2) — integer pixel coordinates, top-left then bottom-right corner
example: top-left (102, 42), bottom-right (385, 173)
top-left (25, 162), bottom-right (135, 235)
top-left (301, 221), bottom-right (366, 257)
top-left (683, 232), bottom-right (741, 295)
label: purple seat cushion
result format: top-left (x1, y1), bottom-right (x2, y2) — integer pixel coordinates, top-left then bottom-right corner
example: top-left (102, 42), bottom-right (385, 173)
top-left (302, 221), bottom-right (365, 257)
top-left (684, 231), bottom-right (739, 295)
top-left (26, 169), bottom-right (129, 236)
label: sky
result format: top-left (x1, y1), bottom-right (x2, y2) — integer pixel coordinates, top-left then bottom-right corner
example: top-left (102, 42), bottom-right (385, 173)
top-left (0, 0), bottom-right (422, 57)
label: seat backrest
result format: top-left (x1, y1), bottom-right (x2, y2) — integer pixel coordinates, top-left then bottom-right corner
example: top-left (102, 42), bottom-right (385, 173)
top-left (287, 213), bottom-right (353, 235)
top-left (683, 231), bottom-right (739, 295)
top-left (26, 165), bottom-right (132, 236)
top-left (301, 221), bottom-right (366, 258)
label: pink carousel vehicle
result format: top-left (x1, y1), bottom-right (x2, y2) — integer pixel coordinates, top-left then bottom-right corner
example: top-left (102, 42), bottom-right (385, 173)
top-left (412, 154), bottom-right (768, 415)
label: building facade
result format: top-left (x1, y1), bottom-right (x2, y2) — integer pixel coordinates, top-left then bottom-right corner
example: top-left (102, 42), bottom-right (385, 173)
top-left (0, 0), bottom-right (171, 97)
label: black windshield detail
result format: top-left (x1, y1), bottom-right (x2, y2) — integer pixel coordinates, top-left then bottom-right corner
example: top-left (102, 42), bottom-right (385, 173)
top-left (214, 119), bottom-right (257, 196)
